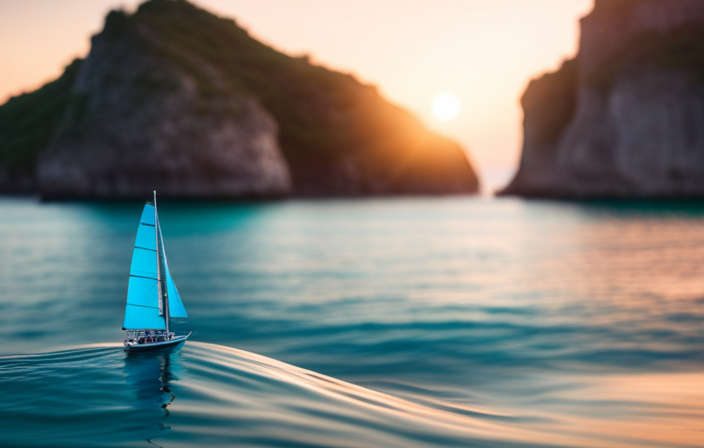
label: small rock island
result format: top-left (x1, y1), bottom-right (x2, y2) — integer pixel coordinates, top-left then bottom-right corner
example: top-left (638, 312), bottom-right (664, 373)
top-left (0, 0), bottom-right (478, 199)
top-left (502, 0), bottom-right (704, 199)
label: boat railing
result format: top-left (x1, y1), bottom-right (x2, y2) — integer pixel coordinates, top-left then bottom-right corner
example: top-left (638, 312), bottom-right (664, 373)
top-left (124, 329), bottom-right (176, 345)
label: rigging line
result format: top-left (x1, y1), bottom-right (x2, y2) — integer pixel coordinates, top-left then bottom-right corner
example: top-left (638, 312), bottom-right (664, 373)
top-left (141, 222), bottom-right (156, 227)
top-left (135, 246), bottom-right (157, 252)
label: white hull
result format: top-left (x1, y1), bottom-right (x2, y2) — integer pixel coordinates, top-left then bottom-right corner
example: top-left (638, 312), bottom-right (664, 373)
top-left (124, 332), bottom-right (191, 352)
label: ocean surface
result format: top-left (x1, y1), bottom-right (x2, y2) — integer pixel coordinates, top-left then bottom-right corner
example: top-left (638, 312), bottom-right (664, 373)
top-left (1, 196), bottom-right (703, 447)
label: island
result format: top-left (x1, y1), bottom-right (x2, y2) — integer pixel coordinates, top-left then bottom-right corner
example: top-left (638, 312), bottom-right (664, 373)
top-left (0, 0), bottom-right (479, 199)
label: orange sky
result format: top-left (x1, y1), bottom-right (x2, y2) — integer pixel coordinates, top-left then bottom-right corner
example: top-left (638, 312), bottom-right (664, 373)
top-left (0, 0), bottom-right (593, 187)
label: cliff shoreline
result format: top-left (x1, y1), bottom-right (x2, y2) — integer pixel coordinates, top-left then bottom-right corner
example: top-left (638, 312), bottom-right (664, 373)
top-left (502, 0), bottom-right (704, 199)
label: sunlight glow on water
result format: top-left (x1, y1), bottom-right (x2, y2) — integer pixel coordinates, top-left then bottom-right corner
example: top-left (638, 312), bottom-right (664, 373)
top-left (0, 197), bottom-right (703, 447)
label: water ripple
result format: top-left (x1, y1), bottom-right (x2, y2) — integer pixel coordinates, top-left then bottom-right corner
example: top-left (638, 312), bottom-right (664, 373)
top-left (2, 342), bottom-right (702, 447)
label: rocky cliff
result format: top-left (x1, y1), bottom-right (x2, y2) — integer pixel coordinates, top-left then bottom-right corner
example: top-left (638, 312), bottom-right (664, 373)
top-left (0, 0), bottom-right (478, 199)
top-left (502, 0), bottom-right (704, 198)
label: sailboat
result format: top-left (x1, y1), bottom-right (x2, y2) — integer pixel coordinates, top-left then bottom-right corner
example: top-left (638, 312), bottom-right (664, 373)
top-left (123, 191), bottom-right (191, 351)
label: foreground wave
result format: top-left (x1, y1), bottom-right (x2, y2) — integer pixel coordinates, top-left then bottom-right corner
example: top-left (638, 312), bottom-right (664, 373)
top-left (2, 343), bottom-right (701, 448)
top-left (0, 343), bottom-right (544, 448)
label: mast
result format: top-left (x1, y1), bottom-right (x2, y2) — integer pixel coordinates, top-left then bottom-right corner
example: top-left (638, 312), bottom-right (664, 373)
top-left (154, 190), bottom-right (170, 333)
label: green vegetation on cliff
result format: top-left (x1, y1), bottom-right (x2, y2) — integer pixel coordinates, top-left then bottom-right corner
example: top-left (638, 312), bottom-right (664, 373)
top-left (130, 0), bottom-right (363, 163)
top-left (127, 0), bottom-right (467, 193)
top-left (0, 59), bottom-right (81, 176)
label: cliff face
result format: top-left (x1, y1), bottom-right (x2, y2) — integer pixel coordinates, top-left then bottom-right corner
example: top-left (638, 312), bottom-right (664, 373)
top-left (38, 11), bottom-right (289, 198)
top-left (0, 0), bottom-right (478, 199)
top-left (503, 0), bottom-right (704, 198)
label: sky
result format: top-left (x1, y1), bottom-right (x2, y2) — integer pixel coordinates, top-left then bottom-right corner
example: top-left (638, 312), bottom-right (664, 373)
top-left (0, 0), bottom-right (593, 187)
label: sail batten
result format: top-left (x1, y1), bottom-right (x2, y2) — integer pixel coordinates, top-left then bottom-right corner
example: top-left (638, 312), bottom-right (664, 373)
top-left (140, 206), bottom-right (155, 226)
top-left (127, 303), bottom-right (160, 309)
top-left (130, 274), bottom-right (157, 280)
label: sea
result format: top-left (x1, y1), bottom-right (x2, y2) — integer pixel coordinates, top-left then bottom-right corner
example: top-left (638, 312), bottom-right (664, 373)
top-left (0, 196), bottom-right (703, 448)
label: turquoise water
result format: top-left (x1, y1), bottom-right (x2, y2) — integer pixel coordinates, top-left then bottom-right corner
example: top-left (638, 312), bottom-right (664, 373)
top-left (1, 197), bottom-right (703, 447)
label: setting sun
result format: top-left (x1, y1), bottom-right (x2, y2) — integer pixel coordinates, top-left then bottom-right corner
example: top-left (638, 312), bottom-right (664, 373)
top-left (431, 93), bottom-right (460, 121)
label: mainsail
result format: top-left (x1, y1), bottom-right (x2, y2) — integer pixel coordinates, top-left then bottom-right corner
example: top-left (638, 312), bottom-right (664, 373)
top-left (123, 195), bottom-right (187, 330)
top-left (123, 203), bottom-right (165, 330)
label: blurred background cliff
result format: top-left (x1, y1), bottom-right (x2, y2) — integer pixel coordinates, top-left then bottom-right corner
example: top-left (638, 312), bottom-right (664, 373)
top-left (3, 0), bottom-right (704, 199)
top-left (504, 0), bottom-right (704, 198)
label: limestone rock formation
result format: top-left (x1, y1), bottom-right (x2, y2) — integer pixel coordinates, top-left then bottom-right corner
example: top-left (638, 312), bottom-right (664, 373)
top-left (37, 11), bottom-right (289, 199)
top-left (0, 0), bottom-right (478, 199)
top-left (502, 0), bottom-right (704, 198)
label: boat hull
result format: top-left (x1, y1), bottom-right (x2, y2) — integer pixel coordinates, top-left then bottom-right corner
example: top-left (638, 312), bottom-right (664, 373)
top-left (124, 332), bottom-right (191, 352)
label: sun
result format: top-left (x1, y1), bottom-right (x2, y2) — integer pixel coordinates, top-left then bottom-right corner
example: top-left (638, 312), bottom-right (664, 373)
top-left (431, 93), bottom-right (460, 121)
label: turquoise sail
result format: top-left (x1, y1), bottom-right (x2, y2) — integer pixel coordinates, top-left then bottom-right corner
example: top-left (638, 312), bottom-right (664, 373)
top-left (156, 213), bottom-right (188, 319)
top-left (164, 257), bottom-right (188, 318)
top-left (123, 204), bottom-right (166, 330)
